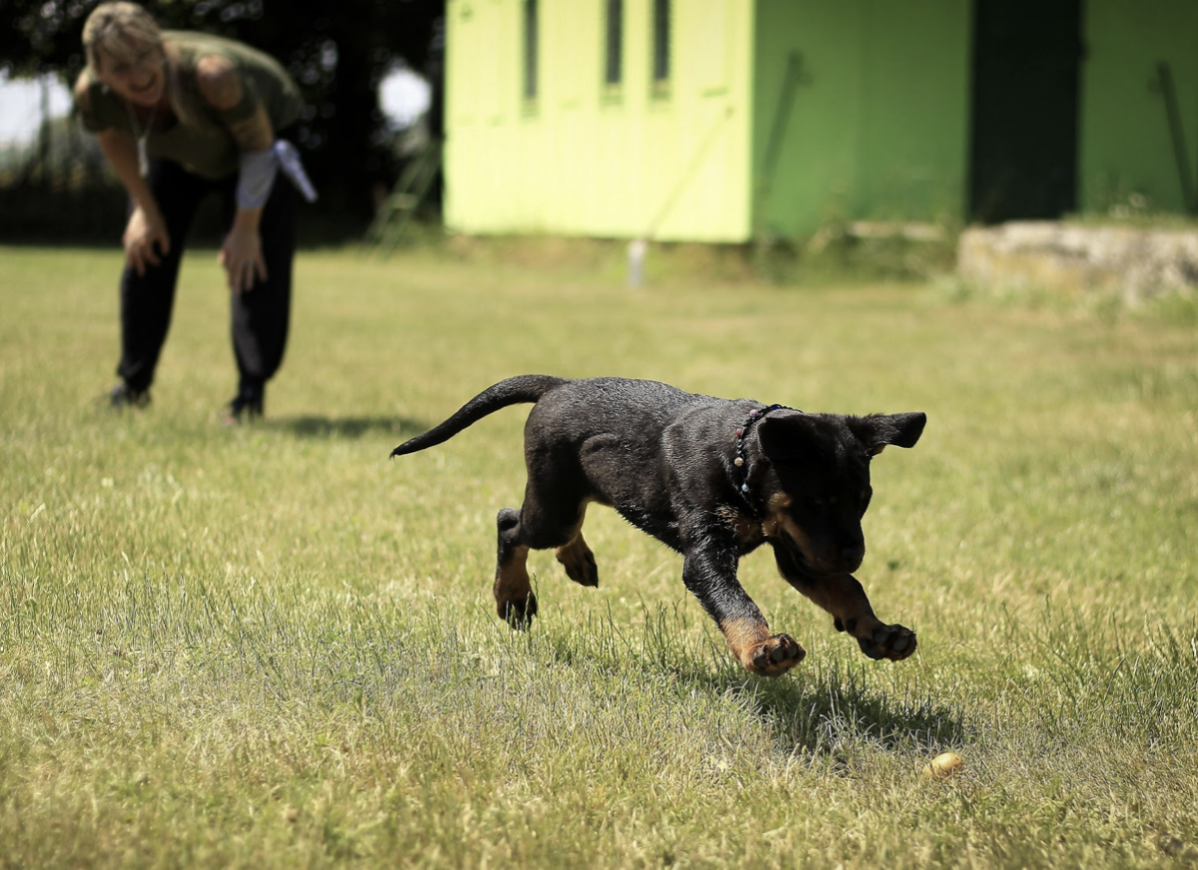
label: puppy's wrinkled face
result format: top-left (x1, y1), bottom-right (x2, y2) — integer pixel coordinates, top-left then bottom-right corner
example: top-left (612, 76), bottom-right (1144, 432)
top-left (755, 410), bottom-right (924, 576)
top-left (762, 446), bottom-right (872, 576)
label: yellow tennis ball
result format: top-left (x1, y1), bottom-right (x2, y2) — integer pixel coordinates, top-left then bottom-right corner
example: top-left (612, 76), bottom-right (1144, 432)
top-left (924, 751), bottom-right (965, 779)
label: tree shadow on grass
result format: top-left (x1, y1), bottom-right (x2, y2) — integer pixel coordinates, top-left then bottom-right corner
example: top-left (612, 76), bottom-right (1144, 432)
top-left (267, 414), bottom-right (428, 441)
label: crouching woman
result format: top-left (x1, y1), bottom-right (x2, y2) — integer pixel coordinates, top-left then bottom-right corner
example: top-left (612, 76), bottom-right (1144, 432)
top-left (75, 1), bottom-right (316, 422)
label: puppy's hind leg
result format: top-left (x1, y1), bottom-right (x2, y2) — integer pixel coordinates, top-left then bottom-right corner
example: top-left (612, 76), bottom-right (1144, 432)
top-left (554, 504), bottom-right (598, 588)
top-left (495, 485), bottom-right (598, 627)
top-left (495, 508), bottom-right (537, 628)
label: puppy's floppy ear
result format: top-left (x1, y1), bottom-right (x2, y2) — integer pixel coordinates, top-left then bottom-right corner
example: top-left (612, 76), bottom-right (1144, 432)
top-left (756, 412), bottom-right (821, 464)
top-left (849, 412), bottom-right (926, 456)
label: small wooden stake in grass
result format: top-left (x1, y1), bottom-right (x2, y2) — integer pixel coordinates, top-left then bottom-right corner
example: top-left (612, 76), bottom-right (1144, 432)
top-left (923, 752), bottom-right (965, 780)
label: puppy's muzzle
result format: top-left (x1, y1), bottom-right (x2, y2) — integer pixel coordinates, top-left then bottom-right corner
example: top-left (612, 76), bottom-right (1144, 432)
top-left (778, 528), bottom-right (864, 577)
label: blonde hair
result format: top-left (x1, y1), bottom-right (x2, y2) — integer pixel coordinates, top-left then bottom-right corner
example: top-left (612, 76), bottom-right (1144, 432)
top-left (82, 2), bottom-right (163, 73)
top-left (82, 2), bottom-right (199, 126)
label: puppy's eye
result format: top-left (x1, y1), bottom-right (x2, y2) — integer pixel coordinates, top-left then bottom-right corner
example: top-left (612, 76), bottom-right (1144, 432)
top-left (812, 497), bottom-right (826, 508)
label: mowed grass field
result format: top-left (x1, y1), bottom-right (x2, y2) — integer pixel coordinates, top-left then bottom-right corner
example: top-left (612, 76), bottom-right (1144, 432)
top-left (2, 242), bottom-right (1197, 869)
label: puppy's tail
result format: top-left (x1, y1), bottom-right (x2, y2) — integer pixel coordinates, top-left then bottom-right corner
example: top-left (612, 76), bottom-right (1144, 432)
top-left (390, 374), bottom-right (569, 457)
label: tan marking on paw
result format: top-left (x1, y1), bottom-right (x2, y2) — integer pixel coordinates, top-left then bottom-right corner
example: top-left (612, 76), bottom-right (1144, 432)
top-left (555, 533), bottom-right (598, 587)
top-left (721, 619), bottom-right (807, 676)
top-left (721, 616), bottom-right (772, 660)
top-left (494, 544), bottom-right (531, 610)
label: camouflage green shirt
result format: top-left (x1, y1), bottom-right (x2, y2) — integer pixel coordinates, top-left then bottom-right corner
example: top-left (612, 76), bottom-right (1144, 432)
top-left (77, 30), bottom-right (303, 180)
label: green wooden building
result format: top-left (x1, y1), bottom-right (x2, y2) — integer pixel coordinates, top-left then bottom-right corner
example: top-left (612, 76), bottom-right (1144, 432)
top-left (442, 0), bottom-right (1198, 243)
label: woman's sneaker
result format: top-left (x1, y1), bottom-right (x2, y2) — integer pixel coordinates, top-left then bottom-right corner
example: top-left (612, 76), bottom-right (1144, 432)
top-left (222, 390), bottom-right (264, 425)
top-left (108, 383), bottom-right (150, 409)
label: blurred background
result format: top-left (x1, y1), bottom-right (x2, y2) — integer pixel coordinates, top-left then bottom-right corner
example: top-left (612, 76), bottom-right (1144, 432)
top-left (2, 1), bottom-right (1196, 265)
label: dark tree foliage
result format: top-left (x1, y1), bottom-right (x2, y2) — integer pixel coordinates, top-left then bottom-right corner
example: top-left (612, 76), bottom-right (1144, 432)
top-left (0, 0), bottom-right (445, 225)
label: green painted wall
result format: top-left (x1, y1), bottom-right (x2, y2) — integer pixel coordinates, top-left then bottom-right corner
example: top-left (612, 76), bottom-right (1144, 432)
top-left (444, 0), bottom-right (755, 242)
top-left (752, 0), bottom-right (971, 238)
top-left (443, 0), bottom-right (1197, 243)
top-left (1079, 0), bottom-right (1198, 214)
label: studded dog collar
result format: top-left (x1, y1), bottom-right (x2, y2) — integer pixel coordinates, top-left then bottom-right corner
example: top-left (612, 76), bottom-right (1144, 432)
top-left (733, 404), bottom-right (798, 511)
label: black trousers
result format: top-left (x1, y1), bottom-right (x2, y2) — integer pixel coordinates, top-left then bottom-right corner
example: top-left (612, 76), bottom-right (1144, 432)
top-left (117, 156), bottom-right (297, 396)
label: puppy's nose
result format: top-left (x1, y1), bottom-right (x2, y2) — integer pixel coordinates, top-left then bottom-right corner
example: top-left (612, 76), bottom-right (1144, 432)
top-left (841, 546), bottom-right (865, 570)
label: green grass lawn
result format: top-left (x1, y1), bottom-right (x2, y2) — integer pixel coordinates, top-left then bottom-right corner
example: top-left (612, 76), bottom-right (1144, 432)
top-left (2, 243), bottom-right (1196, 868)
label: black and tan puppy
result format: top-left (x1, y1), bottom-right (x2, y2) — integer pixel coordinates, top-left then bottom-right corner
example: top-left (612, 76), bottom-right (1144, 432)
top-left (391, 375), bottom-right (926, 677)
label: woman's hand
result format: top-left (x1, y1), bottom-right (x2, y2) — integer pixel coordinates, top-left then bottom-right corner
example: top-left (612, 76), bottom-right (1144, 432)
top-left (219, 222), bottom-right (267, 293)
top-left (123, 205), bottom-right (170, 276)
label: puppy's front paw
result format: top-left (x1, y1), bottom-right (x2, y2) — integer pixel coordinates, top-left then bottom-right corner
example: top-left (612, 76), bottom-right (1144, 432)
top-left (855, 623), bottom-right (916, 661)
top-left (745, 633), bottom-right (806, 677)
top-left (497, 593), bottom-right (538, 630)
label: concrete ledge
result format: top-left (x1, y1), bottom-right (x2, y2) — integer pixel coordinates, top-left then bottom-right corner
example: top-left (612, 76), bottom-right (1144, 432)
top-left (958, 221), bottom-right (1198, 304)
